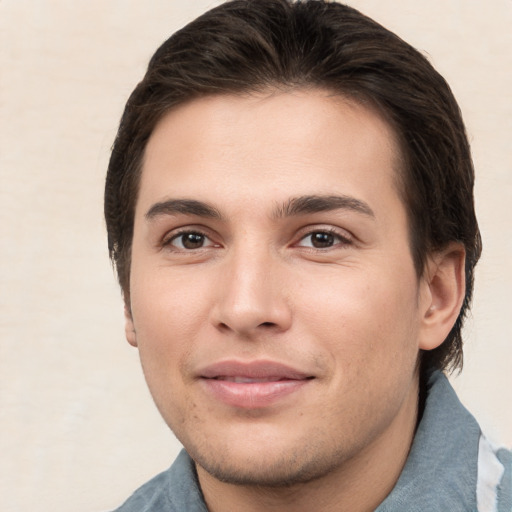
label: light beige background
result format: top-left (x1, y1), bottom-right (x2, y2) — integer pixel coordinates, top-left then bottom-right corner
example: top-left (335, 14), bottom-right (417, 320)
top-left (1, 1), bottom-right (510, 511)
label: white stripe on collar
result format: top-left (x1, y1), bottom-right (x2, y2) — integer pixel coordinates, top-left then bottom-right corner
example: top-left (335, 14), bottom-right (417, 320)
top-left (477, 435), bottom-right (505, 512)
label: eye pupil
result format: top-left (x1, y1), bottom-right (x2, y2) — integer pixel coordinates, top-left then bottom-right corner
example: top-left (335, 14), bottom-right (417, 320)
top-left (182, 233), bottom-right (204, 249)
top-left (311, 232), bottom-right (335, 248)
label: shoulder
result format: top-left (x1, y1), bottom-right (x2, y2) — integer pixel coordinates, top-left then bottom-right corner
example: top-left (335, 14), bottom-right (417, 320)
top-left (110, 450), bottom-right (208, 512)
top-left (377, 371), bottom-right (511, 511)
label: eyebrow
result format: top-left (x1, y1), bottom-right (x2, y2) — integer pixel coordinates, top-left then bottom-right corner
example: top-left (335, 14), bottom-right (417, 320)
top-left (273, 195), bottom-right (375, 219)
top-left (145, 199), bottom-right (223, 220)
top-left (145, 194), bottom-right (374, 222)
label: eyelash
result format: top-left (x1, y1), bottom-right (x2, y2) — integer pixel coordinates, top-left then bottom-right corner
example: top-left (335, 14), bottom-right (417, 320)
top-left (162, 229), bottom-right (214, 250)
top-left (161, 227), bottom-right (353, 252)
top-left (296, 227), bottom-right (353, 250)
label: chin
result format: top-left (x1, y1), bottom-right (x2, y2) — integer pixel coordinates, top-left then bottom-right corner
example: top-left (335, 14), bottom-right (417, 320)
top-left (188, 437), bottom-right (346, 488)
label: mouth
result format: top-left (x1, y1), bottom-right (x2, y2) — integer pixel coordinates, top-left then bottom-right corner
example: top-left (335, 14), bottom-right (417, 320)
top-left (198, 360), bottom-right (314, 408)
top-left (212, 376), bottom-right (299, 383)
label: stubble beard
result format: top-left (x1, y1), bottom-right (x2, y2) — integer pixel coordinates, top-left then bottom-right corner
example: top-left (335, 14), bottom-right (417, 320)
top-left (188, 440), bottom-right (352, 489)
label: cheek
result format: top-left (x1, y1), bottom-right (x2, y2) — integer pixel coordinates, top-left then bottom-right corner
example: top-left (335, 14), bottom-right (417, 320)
top-left (131, 266), bottom-right (210, 337)
top-left (298, 268), bottom-right (421, 422)
top-left (129, 280), bottom-right (200, 428)
top-left (296, 265), bottom-right (421, 368)
top-left (128, 270), bottom-right (210, 394)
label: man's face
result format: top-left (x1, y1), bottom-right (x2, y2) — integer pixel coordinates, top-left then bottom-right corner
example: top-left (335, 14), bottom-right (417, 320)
top-left (127, 90), bottom-right (433, 486)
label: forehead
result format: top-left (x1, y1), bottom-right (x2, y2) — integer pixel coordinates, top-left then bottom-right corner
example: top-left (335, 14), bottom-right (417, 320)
top-left (138, 89), bottom-right (403, 216)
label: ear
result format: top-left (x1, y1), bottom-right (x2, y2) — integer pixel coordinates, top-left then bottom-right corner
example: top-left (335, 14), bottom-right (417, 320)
top-left (418, 243), bottom-right (466, 351)
top-left (124, 303), bottom-right (138, 347)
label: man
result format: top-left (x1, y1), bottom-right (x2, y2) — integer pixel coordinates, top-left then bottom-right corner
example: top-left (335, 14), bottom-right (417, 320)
top-left (105, 1), bottom-right (511, 510)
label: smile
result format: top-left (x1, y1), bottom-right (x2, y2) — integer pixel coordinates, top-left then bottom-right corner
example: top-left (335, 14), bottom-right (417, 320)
top-left (198, 361), bottom-right (314, 408)
top-left (213, 376), bottom-right (294, 383)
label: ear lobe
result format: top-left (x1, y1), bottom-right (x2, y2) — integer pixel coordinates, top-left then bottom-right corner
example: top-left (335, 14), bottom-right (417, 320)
top-left (124, 304), bottom-right (138, 347)
top-left (419, 243), bottom-right (466, 351)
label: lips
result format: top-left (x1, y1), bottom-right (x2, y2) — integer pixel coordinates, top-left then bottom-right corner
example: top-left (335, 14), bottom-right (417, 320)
top-left (215, 376), bottom-right (286, 383)
top-left (198, 360), bottom-right (313, 408)
top-left (199, 360), bottom-right (311, 380)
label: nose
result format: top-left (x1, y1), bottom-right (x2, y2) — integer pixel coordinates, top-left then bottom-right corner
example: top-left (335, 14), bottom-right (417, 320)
top-left (211, 247), bottom-right (293, 337)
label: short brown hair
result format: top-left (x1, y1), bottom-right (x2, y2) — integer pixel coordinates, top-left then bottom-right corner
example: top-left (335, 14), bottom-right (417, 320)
top-left (105, 0), bottom-right (481, 372)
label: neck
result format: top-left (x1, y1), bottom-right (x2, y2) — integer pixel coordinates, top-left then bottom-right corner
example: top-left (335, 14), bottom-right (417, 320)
top-left (197, 377), bottom-right (420, 512)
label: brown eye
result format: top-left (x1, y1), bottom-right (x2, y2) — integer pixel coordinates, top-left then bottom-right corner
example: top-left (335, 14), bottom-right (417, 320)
top-left (310, 232), bottom-right (336, 248)
top-left (297, 230), bottom-right (351, 249)
top-left (170, 232), bottom-right (210, 249)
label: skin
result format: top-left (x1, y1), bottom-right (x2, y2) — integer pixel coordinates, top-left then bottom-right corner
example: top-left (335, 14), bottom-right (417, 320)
top-left (125, 90), bottom-right (465, 511)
